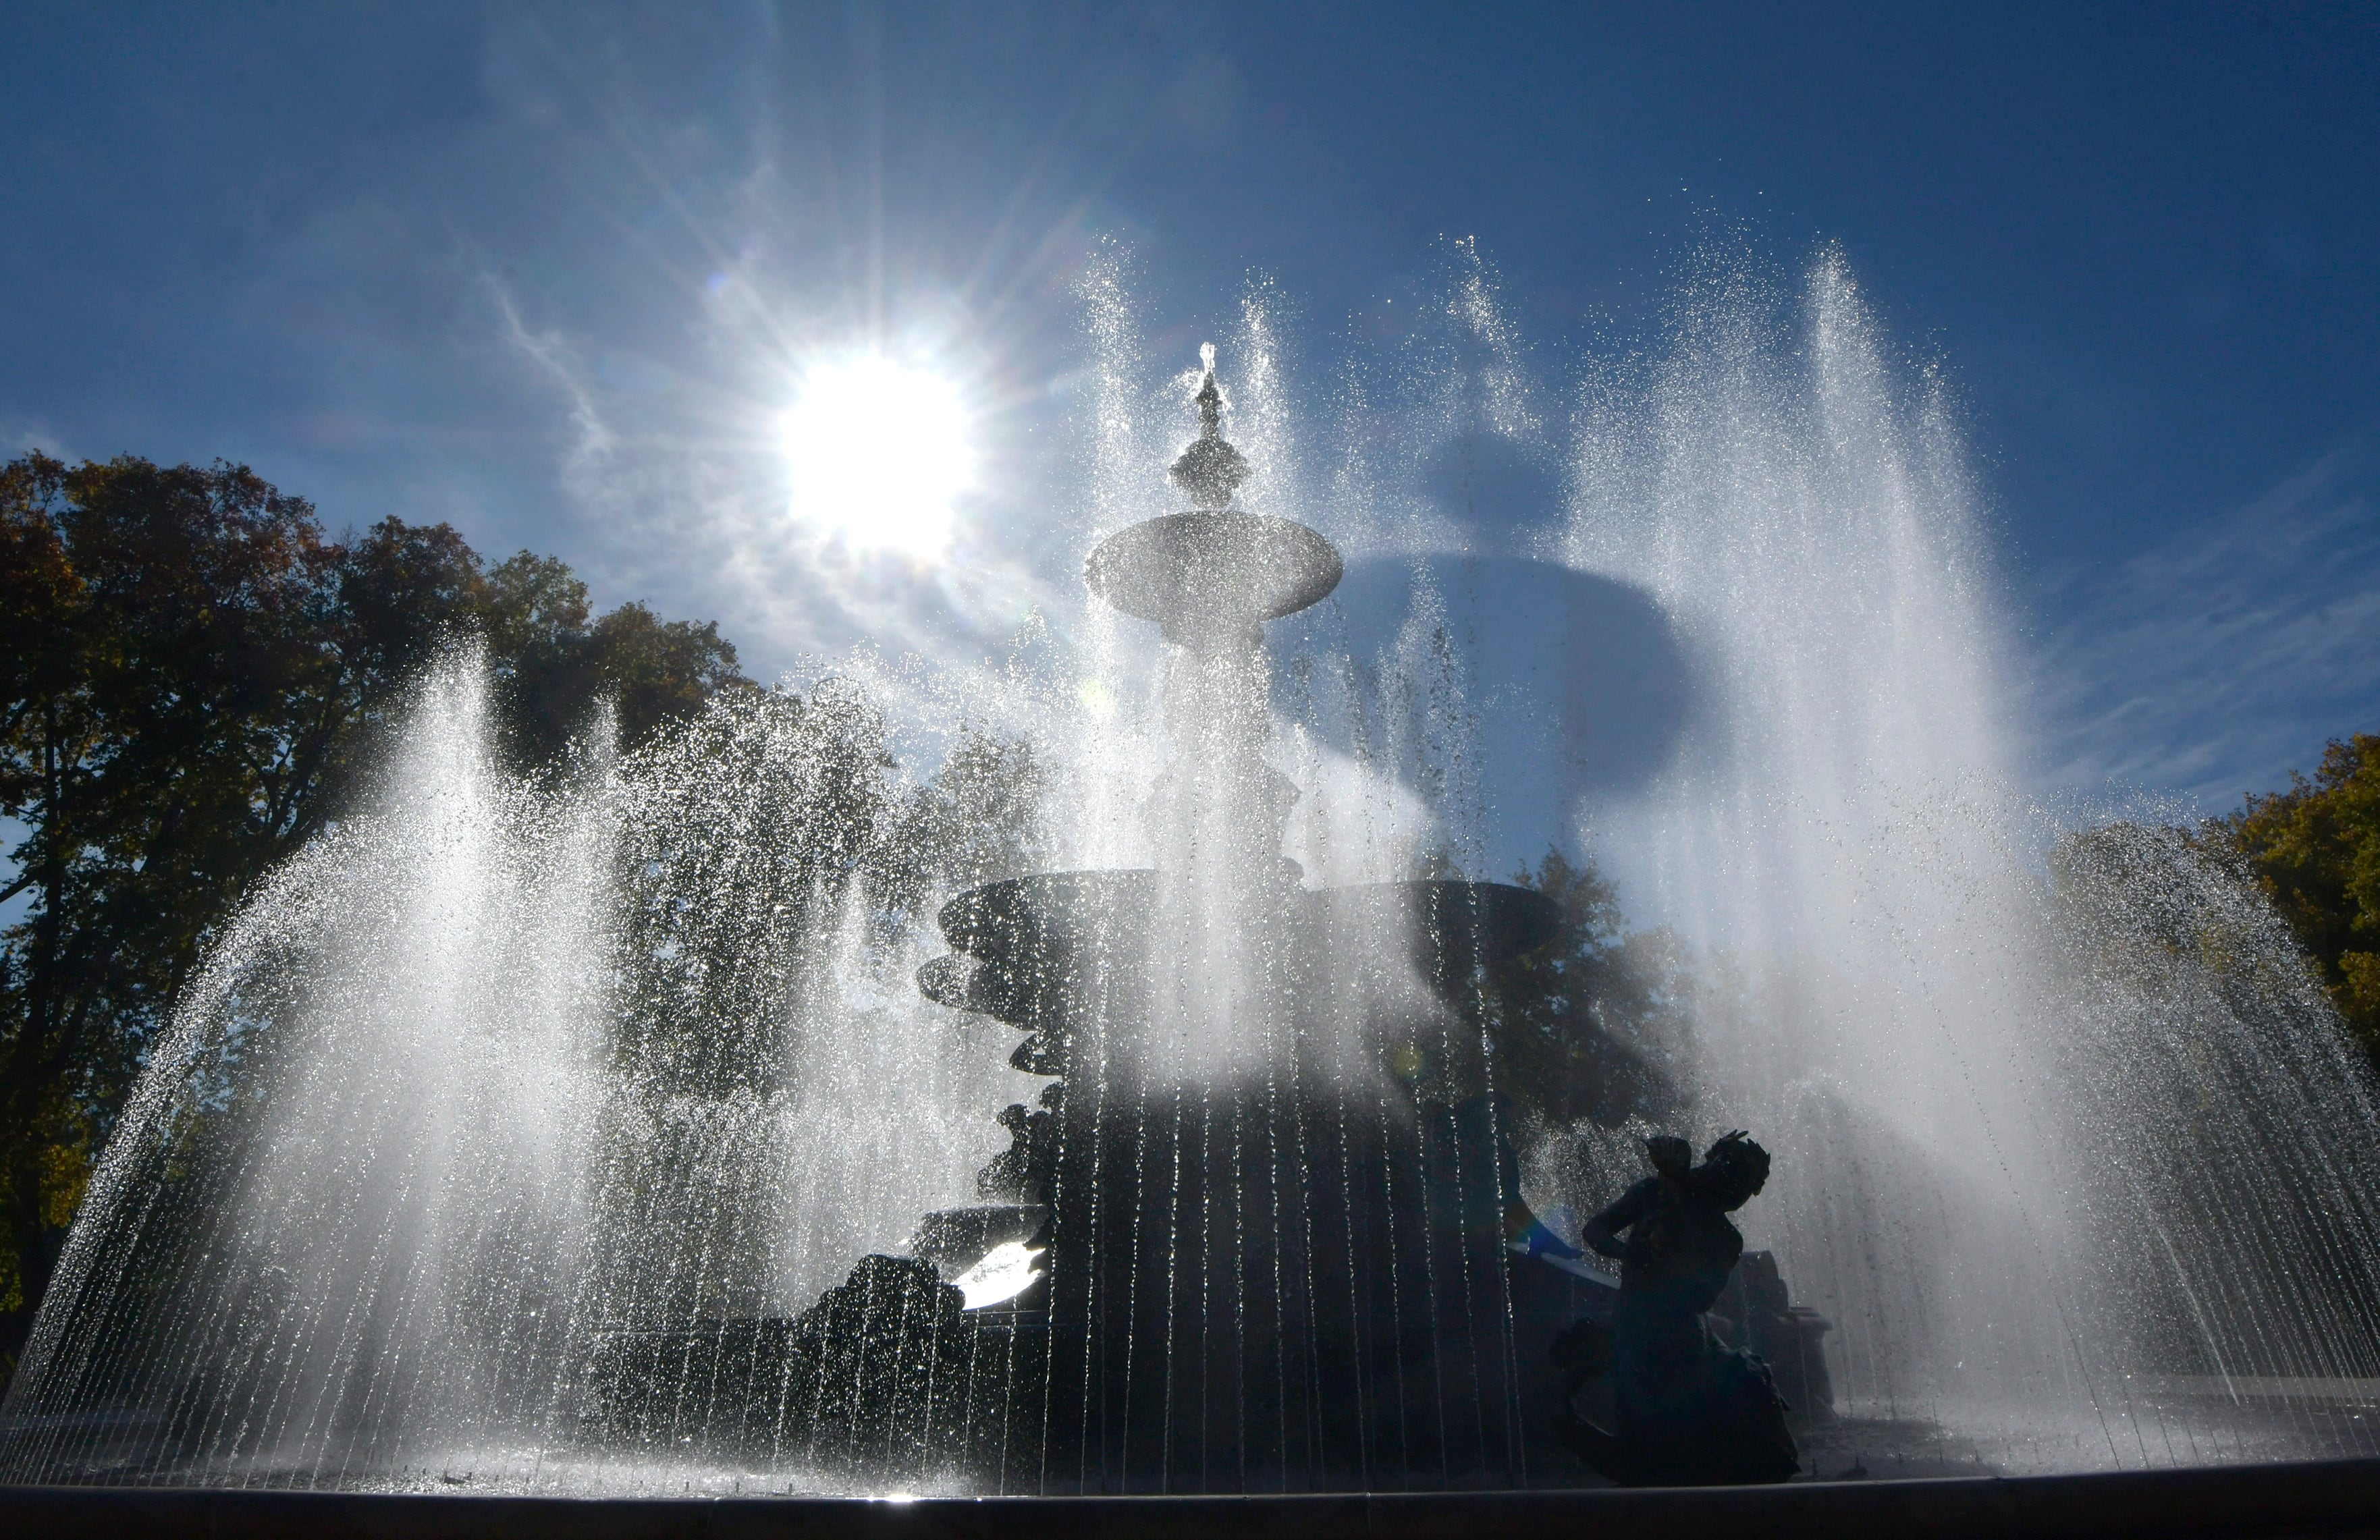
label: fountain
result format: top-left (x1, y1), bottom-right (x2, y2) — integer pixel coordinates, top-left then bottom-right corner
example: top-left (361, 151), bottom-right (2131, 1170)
top-left (5, 250), bottom-right (2380, 1531)
top-left (583, 343), bottom-right (1674, 1493)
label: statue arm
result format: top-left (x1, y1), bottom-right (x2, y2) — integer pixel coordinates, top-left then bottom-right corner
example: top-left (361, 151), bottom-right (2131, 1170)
top-left (1581, 1179), bottom-right (1650, 1261)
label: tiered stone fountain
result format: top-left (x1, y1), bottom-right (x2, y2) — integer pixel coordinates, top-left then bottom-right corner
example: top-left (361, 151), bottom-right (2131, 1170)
top-left (899, 348), bottom-right (1592, 1492)
top-left (591, 348), bottom-right (1611, 1492)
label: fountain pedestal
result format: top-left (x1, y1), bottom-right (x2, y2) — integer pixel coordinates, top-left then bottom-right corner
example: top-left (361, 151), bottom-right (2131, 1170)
top-left (918, 868), bottom-right (1590, 1491)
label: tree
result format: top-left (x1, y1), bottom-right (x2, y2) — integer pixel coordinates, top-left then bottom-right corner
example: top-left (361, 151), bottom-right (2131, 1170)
top-left (882, 731), bottom-right (1052, 909)
top-left (2202, 734), bottom-right (2380, 1060)
top-left (0, 452), bottom-right (751, 1376)
top-left (333, 521), bottom-right (747, 771)
top-left (0, 454), bottom-right (340, 1350)
top-left (1488, 848), bottom-right (1694, 1130)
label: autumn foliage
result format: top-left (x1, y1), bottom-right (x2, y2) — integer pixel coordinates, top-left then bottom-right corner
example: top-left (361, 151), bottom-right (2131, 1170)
top-left (2205, 734), bottom-right (2380, 1062)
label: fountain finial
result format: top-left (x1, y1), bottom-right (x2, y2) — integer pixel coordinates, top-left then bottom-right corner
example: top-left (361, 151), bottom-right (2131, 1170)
top-left (1169, 342), bottom-right (1249, 512)
top-left (1085, 340), bottom-right (1340, 652)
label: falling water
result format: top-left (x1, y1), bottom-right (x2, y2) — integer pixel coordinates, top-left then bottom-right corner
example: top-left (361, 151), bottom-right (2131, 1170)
top-left (0, 658), bottom-right (1016, 1491)
top-left (1, 661), bottom-right (611, 1484)
top-left (1560, 244), bottom-right (2380, 1466)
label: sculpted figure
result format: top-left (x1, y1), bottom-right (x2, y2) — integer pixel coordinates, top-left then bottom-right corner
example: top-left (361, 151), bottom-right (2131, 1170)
top-left (1554, 1131), bottom-right (1800, 1485)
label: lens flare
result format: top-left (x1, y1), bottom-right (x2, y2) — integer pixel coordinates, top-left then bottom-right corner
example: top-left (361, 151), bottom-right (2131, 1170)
top-left (952, 1240), bottom-right (1044, 1310)
top-left (783, 356), bottom-right (973, 558)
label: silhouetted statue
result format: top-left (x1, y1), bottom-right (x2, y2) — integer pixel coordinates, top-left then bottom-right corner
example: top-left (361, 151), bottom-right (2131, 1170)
top-left (1553, 1131), bottom-right (1800, 1485)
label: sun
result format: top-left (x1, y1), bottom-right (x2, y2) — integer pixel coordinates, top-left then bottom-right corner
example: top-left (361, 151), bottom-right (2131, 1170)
top-left (782, 355), bottom-right (975, 559)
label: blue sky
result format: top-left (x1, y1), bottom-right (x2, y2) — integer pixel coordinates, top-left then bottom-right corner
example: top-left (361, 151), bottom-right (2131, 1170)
top-left (3, 2), bottom-right (2375, 815)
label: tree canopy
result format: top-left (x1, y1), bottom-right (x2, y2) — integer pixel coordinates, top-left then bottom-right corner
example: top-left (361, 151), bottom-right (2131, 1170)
top-left (2202, 733), bottom-right (2380, 1060)
top-left (0, 451), bottom-right (749, 1369)
top-left (1492, 847), bottom-right (1694, 1130)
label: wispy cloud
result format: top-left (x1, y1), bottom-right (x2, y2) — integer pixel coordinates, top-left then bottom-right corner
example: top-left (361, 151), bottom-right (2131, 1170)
top-left (487, 275), bottom-right (618, 480)
top-left (2032, 434), bottom-right (2380, 810)
top-left (5, 422), bottom-right (66, 458)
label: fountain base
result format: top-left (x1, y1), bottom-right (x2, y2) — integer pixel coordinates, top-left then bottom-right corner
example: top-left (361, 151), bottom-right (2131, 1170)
top-left (10, 1455), bottom-right (2380, 1537)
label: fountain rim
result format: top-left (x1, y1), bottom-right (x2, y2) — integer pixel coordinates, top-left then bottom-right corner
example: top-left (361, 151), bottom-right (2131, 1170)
top-left (928, 870), bottom-right (1559, 963)
top-left (1083, 511), bottom-right (1344, 632)
top-left (7, 1454), bottom-right (2380, 1535)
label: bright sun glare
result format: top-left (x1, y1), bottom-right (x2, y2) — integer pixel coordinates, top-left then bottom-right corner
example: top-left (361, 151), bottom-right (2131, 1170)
top-left (783, 356), bottom-right (974, 559)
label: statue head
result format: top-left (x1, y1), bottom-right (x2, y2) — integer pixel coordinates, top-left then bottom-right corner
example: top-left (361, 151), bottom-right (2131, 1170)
top-left (1692, 1130), bottom-right (1770, 1212)
top-left (1644, 1134), bottom-right (1693, 1184)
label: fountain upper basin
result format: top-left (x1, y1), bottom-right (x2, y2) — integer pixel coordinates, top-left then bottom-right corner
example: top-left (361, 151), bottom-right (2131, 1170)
top-left (1084, 513), bottom-right (1345, 651)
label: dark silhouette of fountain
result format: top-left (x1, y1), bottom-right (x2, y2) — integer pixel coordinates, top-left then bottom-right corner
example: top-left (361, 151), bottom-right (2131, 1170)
top-left (904, 346), bottom-right (1615, 1494)
top-left (591, 346), bottom-right (1675, 1492)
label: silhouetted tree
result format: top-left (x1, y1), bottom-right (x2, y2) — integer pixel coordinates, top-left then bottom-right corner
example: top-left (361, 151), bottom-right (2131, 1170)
top-left (1491, 848), bottom-right (1694, 1129)
top-left (883, 731), bottom-right (1052, 904)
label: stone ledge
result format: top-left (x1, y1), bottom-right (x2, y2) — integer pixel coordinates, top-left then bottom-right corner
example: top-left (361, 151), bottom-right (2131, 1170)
top-left (7, 1456), bottom-right (2380, 1540)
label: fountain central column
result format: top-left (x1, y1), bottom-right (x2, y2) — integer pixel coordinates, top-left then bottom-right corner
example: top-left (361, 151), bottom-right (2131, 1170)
top-left (1085, 348), bottom-right (1335, 1083)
